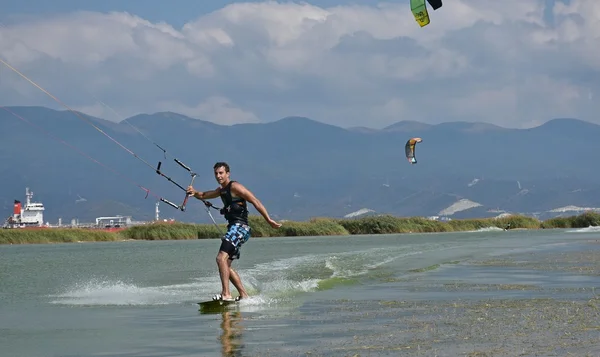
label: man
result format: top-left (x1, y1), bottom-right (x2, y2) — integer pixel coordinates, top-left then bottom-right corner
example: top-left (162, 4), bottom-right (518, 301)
top-left (187, 162), bottom-right (282, 301)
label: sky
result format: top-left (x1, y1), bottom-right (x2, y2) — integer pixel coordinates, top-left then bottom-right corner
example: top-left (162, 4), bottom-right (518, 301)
top-left (0, 0), bottom-right (598, 129)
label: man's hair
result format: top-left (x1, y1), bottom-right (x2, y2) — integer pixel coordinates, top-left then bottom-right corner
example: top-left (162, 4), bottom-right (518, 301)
top-left (213, 162), bottom-right (230, 172)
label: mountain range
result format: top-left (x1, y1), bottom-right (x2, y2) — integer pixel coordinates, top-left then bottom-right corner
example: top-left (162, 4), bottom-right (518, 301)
top-left (1, 105), bottom-right (599, 224)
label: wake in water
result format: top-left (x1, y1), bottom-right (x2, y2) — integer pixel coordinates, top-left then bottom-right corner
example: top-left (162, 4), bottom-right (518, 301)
top-left (240, 247), bottom-right (423, 301)
top-left (474, 226), bottom-right (505, 232)
top-left (48, 277), bottom-right (220, 306)
top-left (48, 246), bottom-right (423, 308)
top-left (566, 225), bottom-right (600, 233)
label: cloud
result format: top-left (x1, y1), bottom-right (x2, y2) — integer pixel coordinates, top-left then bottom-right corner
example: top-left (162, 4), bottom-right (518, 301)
top-left (0, 0), bottom-right (598, 129)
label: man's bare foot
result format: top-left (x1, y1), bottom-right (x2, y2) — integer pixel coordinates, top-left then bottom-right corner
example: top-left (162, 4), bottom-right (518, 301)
top-left (213, 294), bottom-right (235, 301)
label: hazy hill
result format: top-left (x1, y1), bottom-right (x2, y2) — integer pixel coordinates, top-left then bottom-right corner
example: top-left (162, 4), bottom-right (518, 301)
top-left (1, 106), bottom-right (599, 224)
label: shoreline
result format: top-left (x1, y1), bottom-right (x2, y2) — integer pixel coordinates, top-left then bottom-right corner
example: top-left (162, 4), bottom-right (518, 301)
top-left (1, 212), bottom-right (598, 245)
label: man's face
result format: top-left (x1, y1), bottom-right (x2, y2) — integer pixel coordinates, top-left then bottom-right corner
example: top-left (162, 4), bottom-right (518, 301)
top-left (214, 166), bottom-right (229, 185)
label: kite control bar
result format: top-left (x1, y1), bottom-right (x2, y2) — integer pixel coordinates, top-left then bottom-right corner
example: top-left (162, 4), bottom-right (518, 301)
top-left (154, 158), bottom-right (223, 232)
top-left (180, 172), bottom-right (196, 212)
top-left (155, 159), bottom-right (222, 212)
top-left (155, 160), bottom-right (194, 211)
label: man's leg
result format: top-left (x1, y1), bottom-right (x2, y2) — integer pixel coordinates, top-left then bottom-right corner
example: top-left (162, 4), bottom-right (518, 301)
top-left (217, 224), bottom-right (250, 300)
top-left (217, 226), bottom-right (239, 300)
top-left (216, 250), bottom-right (233, 299)
top-left (228, 225), bottom-right (251, 299)
top-left (229, 265), bottom-right (249, 299)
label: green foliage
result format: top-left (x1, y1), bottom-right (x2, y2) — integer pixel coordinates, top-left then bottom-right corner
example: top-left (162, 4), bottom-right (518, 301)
top-left (119, 222), bottom-right (217, 240)
top-left (541, 212), bottom-right (600, 229)
top-left (337, 215), bottom-right (411, 235)
top-left (495, 215), bottom-right (541, 229)
top-left (279, 217), bottom-right (349, 237)
top-left (1, 212), bottom-right (597, 245)
top-left (0, 228), bottom-right (120, 244)
top-left (572, 212), bottom-right (600, 227)
top-left (336, 214), bottom-right (540, 235)
top-left (540, 217), bottom-right (571, 229)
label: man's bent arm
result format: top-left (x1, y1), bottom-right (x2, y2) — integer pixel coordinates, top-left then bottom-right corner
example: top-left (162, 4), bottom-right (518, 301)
top-left (232, 183), bottom-right (275, 222)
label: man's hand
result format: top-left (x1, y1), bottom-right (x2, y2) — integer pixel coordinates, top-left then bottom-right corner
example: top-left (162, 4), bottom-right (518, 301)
top-left (267, 218), bottom-right (282, 228)
top-left (186, 185), bottom-right (196, 197)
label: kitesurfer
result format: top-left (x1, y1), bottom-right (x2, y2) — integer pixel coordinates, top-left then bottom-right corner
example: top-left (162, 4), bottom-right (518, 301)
top-left (187, 162), bottom-right (282, 302)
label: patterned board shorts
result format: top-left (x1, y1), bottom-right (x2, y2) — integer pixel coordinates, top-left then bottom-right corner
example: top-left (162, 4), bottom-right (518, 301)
top-left (219, 223), bottom-right (251, 260)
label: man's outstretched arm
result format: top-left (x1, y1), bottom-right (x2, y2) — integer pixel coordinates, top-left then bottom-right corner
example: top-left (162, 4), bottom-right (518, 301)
top-left (187, 186), bottom-right (221, 200)
top-left (232, 182), bottom-right (282, 228)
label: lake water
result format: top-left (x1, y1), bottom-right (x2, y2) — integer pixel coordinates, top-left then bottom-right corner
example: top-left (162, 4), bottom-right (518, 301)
top-left (2, 226), bottom-right (599, 356)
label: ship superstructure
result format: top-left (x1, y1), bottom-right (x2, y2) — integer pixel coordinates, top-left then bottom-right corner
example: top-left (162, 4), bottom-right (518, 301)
top-left (3, 187), bottom-right (45, 228)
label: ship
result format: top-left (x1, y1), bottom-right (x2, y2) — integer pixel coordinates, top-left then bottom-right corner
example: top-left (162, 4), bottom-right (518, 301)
top-left (3, 187), bottom-right (46, 229)
top-left (3, 187), bottom-right (161, 231)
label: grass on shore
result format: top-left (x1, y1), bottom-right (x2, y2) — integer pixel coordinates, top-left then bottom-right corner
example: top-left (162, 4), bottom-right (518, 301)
top-left (1, 212), bottom-right (599, 245)
top-left (541, 211), bottom-right (600, 229)
top-left (0, 228), bottom-right (121, 244)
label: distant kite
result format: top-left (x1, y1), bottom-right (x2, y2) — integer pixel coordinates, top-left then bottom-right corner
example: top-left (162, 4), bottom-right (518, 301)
top-left (411, 0), bottom-right (443, 27)
top-left (405, 137), bottom-right (422, 164)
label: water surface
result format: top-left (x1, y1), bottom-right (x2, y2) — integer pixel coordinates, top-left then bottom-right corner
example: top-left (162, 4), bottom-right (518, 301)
top-left (1, 227), bottom-right (598, 356)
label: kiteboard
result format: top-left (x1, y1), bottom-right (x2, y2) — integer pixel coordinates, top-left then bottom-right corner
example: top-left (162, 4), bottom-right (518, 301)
top-left (197, 296), bottom-right (240, 314)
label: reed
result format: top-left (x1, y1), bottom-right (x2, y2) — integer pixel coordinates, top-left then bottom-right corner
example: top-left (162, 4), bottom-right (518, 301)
top-left (0, 228), bottom-right (120, 244)
top-left (119, 222), bottom-right (221, 240)
top-left (540, 211), bottom-right (600, 229)
top-left (1, 212), bottom-right (597, 244)
top-left (336, 214), bottom-right (540, 235)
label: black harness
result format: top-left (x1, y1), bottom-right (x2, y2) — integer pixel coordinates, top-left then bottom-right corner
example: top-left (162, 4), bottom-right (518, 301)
top-left (219, 181), bottom-right (249, 225)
